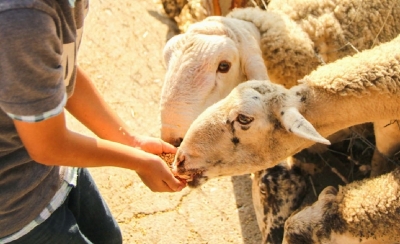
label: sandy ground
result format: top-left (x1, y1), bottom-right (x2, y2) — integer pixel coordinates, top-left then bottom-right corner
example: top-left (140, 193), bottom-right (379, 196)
top-left (66, 0), bottom-right (262, 243)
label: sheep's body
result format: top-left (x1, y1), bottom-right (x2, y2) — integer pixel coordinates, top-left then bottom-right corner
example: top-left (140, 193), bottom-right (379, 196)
top-left (251, 146), bottom-right (369, 244)
top-left (229, 4), bottom-right (400, 176)
top-left (283, 167), bottom-right (400, 244)
top-left (173, 33), bottom-right (400, 243)
top-left (161, 0), bottom-right (268, 33)
top-left (228, 0), bottom-right (400, 88)
top-left (161, 1), bottom-right (400, 242)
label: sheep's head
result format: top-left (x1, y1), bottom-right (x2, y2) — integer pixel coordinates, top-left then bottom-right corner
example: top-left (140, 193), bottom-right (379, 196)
top-left (160, 16), bottom-right (267, 147)
top-left (172, 80), bottom-right (330, 187)
top-left (282, 186), bottom-right (343, 244)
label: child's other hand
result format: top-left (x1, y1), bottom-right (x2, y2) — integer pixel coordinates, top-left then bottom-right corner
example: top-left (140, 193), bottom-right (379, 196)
top-left (130, 135), bottom-right (177, 155)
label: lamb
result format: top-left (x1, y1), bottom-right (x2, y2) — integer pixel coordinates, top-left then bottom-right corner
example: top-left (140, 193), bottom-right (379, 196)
top-left (172, 33), bottom-right (400, 243)
top-left (283, 167), bottom-right (400, 244)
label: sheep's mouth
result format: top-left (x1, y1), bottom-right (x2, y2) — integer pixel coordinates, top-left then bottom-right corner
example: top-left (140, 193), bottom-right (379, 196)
top-left (175, 169), bottom-right (208, 188)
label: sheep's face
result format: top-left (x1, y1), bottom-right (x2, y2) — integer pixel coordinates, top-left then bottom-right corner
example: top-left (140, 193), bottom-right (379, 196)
top-left (160, 32), bottom-right (245, 146)
top-left (172, 80), bottom-right (329, 187)
top-left (171, 80), bottom-right (289, 186)
top-left (282, 186), bottom-right (341, 244)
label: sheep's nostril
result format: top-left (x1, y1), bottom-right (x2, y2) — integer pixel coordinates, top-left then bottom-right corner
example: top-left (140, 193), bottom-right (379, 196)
top-left (174, 153), bottom-right (186, 174)
top-left (172, 137), bottom-right (183, 147)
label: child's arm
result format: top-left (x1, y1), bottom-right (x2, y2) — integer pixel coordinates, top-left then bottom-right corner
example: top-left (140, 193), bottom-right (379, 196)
top-left (13, 67), bottom-right (186, 192)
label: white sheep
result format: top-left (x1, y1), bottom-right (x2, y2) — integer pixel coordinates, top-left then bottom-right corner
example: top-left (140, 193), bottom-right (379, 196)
top-left (283, 167), bottom-right (400, 244)
top-left (161, 1), bottom-right (400, 175)
top-left (172, 33), bottom-right (400, 243)
top-left (160, 1), bottom-right (400, 242)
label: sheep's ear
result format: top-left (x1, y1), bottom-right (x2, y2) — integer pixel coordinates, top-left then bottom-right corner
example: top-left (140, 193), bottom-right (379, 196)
top-left (319, 186), bottom-right (338, 199)
top-left (220, 18), bottom-right (269, 80)
top-left (281, 107), bottom-right (331, 145)
top-left (163, 34), bottom-right (185, 66)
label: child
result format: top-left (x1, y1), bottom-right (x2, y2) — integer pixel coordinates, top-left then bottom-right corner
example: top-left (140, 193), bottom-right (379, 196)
top-left (0, 0), bottom-right (186, 243)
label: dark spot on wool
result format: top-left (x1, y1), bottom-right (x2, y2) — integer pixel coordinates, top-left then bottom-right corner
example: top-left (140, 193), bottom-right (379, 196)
top-left (286, 231), bottom-right (314, 244)
top-left (231, 137), bottom-right (240, 145)
top-left (274, 120), bottom-right (283, 130)
top-left (213, 160), bottom-right (223, 166)
top-left (281, 111), bottom-right (284, 115)
top-left (282, 172), bottom-right (291, 180)
top-left (263, 205), bottom-right (271, 215)
top-left (253, 87), bottom-right (265, 95)
top-left (300, 95), bottom-right (306, 102)
top-left (316, 201), bottom-right (347, 240)
top-left (253, 84), bottom-right (274, 95)
top-left (267, 227), bottom-right (284, 244)
top-left (229, 120), bottom-right (235, 133)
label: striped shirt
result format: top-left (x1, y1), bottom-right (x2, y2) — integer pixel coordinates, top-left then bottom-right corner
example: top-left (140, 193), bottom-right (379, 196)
top-left (0, 167), bottom-right (78, 244)
top-left (0, 91), bottom-right (77, 243)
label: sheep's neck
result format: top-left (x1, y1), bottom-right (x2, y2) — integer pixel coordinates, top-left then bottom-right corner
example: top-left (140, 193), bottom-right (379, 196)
top-left (296, 34), bottom-right (400, 140)
top-left (303, 88), bottom-right (400, 138)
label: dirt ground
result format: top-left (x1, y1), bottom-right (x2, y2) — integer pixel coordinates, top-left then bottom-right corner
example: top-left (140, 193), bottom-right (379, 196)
top-left (66, 0), bottom-right (262, 243)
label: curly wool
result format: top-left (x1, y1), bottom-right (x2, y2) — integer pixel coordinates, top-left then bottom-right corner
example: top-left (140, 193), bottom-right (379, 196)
top-left (338, 167), bottom-right (400, 240)
top-left (301, 34), bottom-right (400, 97)
top-left (228, 0), bottom-right (400, 88)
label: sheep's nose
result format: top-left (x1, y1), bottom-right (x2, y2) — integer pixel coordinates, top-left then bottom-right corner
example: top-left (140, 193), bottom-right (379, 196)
top-left (172, 150), bottom-right (186, 174)
top-left (172, 137), bottom-right (183, 147)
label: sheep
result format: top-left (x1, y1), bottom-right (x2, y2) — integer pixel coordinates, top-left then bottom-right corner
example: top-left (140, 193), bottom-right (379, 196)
top-left (160, 0), bottom-right (268, 33)
top-left (229, 2), bottom-right (400, 176)
top-left (161, 1), bottom-right (400, 175)
top-left (172, 31), bottom-right (400, 186)
top-left (160, 9), bottom-right (304, 243)
top-left (250, 146), bottom-right (372, 244)
top-left (283, 167), bottom-right (400, 244)
top-left (172, 33), bottom-right (400, 243)
top-left (160, 1), bottom-right (400, 242)
top-left (161, 1), bottom-right (400, 242)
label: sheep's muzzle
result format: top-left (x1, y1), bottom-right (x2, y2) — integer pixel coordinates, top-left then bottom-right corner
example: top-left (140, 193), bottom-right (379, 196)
top-left (169, 153), bottom-right (207, 187)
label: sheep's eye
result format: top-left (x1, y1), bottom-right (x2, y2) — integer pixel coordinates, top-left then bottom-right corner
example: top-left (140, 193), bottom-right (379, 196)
top-left (217, 61), bottom-right (231, 73)
top-left (237, 114), bottom-right (254, 125)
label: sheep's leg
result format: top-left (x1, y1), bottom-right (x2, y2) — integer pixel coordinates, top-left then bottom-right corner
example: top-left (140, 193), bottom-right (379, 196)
top-left (371, 120), bottom-right (400, 177)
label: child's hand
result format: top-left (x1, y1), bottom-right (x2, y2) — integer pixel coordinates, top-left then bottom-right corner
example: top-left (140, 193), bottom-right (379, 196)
top-left (130, 135), bottom-right (177, 155)
top-left (135, 153), bottom-right (186, 192)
